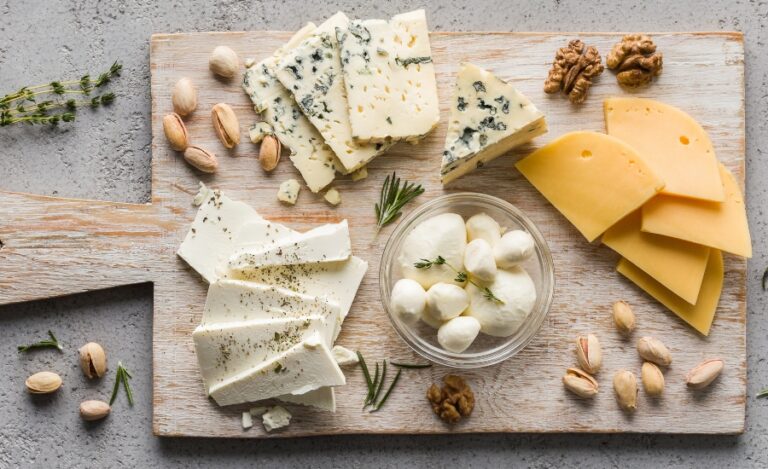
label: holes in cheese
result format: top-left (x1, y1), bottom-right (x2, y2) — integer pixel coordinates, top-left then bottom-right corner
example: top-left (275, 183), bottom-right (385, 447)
top-left (604, 97), bottom-right (724, 202)
top-left (602, 211), bottom-right (711, 305)
top-left (641, 163), bottom-right (752, 258)
top-left (516, 131), bottom-right (664, 242)
top-left (617, 250), bottom-right (724, 336)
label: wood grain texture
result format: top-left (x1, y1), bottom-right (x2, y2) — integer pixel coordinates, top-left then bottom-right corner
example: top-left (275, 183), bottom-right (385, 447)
top-left (0, 31), bottom-right (746, 437)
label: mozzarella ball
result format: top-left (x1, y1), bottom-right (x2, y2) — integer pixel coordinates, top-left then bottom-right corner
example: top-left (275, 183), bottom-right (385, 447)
top-left (426, 282), bottom-right (469, 321)
top-left (466, 213), bottom-right (502, 246)
top-left (494, 230), bottom-right (535, 269)
top-left (420, 308), bottom-right (446, 329)
top-left (398, 213), bottom-right (467, 289)
top-left (463, 239), bottom-right (497, 282)
top-left (390, 279), bottom-right (427, 325)
top-left (465, 267), bottom-right (537, 337)
top-left (438, 316), bottom-right (481, 353)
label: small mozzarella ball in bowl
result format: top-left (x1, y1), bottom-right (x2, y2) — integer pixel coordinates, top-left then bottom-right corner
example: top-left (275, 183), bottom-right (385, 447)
top-left (465, 267), bottom-right (537, 337)
top-left (398, 213), bottom-right (467, 289)
top-left (426, 282), bottom-right (469, 321)
top-left (464, 239), bottom-right (497, 282)
top-left (390, 279), bottom-right (426, 326)
top-left (466, 213), bottom-right (502, 246)
top-left (494, 230), bottom-right (535, 269)
top-left (438, 316), bottom-right (481, 353)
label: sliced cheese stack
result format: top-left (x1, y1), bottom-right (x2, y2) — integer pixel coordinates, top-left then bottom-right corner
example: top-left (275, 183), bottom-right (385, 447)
top-left (177, 184), bottom-right (368, 410)
top-left (243, 10), bottom-right (440, 193)
top-left (517, 99), bottom-right (750, 335)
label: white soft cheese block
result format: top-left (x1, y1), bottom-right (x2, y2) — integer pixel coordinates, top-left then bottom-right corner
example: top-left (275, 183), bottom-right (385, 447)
top-left (223, 220), bottom-right (368, 320)
top-left (441, 63), bottom-right (547, 184)
top-left (277, 386), bottom-right (336, 412)
top-left (243, 19), bottom-right (347, 192)
top-left (209, 334), bottom-right (346, 406)
top-left (228, 220), bottom-right (351, 270)
top-left (193, 315), bottom-right (336, 393)
top-left (277, 27), bottom-right (390, 171)
top-left (337, 9), bottom-right (440, 143)
top-left (177, 185), bottom-right (263, 283)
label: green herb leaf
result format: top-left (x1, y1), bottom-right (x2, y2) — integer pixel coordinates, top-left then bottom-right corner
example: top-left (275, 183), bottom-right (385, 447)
top-left (762, 267), bottom-right (768, 291)
top-left (109, 361), bottom-right (134, 406)
top-left (391, 362), bottom-right (432, 369)
top-left (371, 368), bottom-right (402, 412)
top-left (371, 360), bottom-right (388, 405)
top-left (17, 330), bottom-right (63, 353)
top-left (357, 351), bottom-right (374, 405)
top-left (375, 172), bottom-right (424, 229)
top-left (758, 387), bottom-right (768, 399)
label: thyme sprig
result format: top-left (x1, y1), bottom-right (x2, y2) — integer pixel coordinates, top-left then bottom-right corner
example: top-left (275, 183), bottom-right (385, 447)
top-left (415, 256), bottom-right (504, 303)
top-left (375, 172), bottom-right (425, 229)
top-left (109, 361), bottom-right (134, 406)
top-left (358, 352), bottom-right (419, 412)
top-left (17, 330), bottom-right (63, 353)
top-left (0, 61), bottom-right (121, 127)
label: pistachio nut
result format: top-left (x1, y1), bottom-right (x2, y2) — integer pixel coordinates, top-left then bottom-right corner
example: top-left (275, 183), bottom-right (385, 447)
top-left (25, 371), bottom-right (62, 394)
top-left (209, 45), bottom-right (240, 78)
top-left (612, 300), bottom-right (636, 336)
top-left (562, 367), bottom-right (598, 398)
top-left (162, 113), bottom-right (189, 151)
top-left (613, 370), bottom-right (638, 412)
top-left (211, 103), bottom-right (240, 149)
top-left (172, 77), bottom-right (197, 117)
top-left (80, 400), bottom-right (111, 421)
top-left (576, 334), bottom-right (602, 374)
top-left (686, 358), bottom-right (724, 390)
top-left (641, 362), bottom-right (665, 397)
top-left (637, 337), bottom-right (672, 366)
top-left (184, 146), bottom-right (218, 173)
top-left (259, 135), bottom-right (282, 172)
top-left (79, 342), bottom-right (107, 379)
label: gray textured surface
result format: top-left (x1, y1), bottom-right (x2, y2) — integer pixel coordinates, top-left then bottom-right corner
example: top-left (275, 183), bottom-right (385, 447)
top-left (0, 0), bottom-right (766, 467)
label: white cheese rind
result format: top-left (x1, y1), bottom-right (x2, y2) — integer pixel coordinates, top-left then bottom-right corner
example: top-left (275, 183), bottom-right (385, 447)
top-left (177, 187), bottom-right (263, 283)
top-left (441, 63), bottom-right (547, 184)
top-left (277, 31), bottom-right (390, 172)
top-left (337, 9), bottom-right (440, 143)
top-left (228, 220), bottom-right (351, 270)
top-left (331, 345), bottom-right (359, 366)
top-left (277, 386), bottom-right (336, 412)
top-left (209, 334), bottom-right (345, 406)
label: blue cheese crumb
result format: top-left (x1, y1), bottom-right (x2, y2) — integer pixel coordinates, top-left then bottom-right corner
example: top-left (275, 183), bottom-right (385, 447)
top-left (249, 122), bottom-right (274, 144)
top-left (278, 179), bottom-right (301, 205)
top-left (350, 167), bottom-right (368, 182)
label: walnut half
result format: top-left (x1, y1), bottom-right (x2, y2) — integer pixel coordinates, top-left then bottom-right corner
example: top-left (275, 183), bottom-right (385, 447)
top-left (544, 39), bottom-right (605, 104)
top-left (426, 375), bottom-right (475, 425)
top-left (606, 34), bottom-right (663, 88)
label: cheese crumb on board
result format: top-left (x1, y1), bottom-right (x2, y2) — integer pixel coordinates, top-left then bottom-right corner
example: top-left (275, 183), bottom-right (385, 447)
top-left (350, 167), bottom-right (368, 181)
top-left (248, 122), bottom-right (273, 143)
top-left (262, 406), bottom-right (292, 432)
top-left (324, 188), bottom-right (341, 206)
top-left (277, 179), bottom-right (301, 205)
top-left (331, 345), bottom-right (359, 366)
top-left (242, 411), bottom-right (253, 429)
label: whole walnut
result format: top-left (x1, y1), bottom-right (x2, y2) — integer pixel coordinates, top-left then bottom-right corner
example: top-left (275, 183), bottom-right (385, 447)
top-left (606, 34), bottom-right (663, 87)
top-left (544, 39), bottom-right (605, 104)
top-left (426, 375), bottom-right (475, 424)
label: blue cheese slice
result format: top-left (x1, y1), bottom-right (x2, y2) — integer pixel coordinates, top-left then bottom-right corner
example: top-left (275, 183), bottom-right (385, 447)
top-left (209, 333), bottom-right (346, 406)
top-left (277, 31), bottom-right (390, 172)
top-left (336, 9), bottom-right (439, 143)
top-left (441, 63), bottom-right (547, 184)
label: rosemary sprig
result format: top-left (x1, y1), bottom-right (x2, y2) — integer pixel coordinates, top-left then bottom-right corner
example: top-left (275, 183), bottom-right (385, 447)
top-left (371, 368), bottom-right (402, 412)
top-left (17, 330), bottom-right (63, 353)
top-left (758, 387), bottom-right (768, 399)
top-left (109, 361), bottom-right (134, 406)
top-left (375, 172), bottom-right (425, 229)
top-left (415, 256), bottom-right (504, 304)
top-left (762, 267), bottom-right (768, 291)
top-left (391, 362), bottom-right (432, 369)
top-left (358, 352), bottom-right (428, 412)
top-left (358, 351), bottom-right (374, 404)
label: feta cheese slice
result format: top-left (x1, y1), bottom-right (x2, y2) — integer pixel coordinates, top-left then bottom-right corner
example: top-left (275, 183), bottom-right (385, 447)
top-left (262, 406), bottom-right (292, 432)
top-left (193, 314), bottom-right (337, 392)
top-left (209, 334), bottom-right (345, 406)
top-left (277, 386), bottom-right (336, 412)
top-left (337, 9), bottom-right (440, 143)
top-left (441, 63), bottom-right (547, 184)
top-left (277, 31), bottom-right (390, 172)
top-left (227, 220), bottom-right (351, 270)
top-left (177, 186), bottom-right (263, 283)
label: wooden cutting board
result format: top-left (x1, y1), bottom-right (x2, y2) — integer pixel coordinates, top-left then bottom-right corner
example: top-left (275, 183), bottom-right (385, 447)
top-left (0, 31), bottom-right (745, 437)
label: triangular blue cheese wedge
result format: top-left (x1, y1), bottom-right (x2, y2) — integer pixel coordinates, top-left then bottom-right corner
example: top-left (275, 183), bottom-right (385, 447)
top-left (441, 63), bottom-right (547, 184)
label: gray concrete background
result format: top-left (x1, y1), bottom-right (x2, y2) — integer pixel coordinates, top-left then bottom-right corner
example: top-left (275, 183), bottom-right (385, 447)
top-left (0, 0), bottom-right (766, 467)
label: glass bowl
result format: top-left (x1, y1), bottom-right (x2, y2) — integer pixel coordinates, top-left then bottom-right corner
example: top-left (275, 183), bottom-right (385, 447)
top-left (379, 192), bottom-right (555, 368)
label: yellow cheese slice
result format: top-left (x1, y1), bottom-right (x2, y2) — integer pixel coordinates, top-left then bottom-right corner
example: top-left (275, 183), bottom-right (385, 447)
top-left (617, 250), bottom-right (723, 336)
top-left (604, 97), bottom-right (724, 202)
top-left (641, 163), bottom-right (752, 258)
top-left (602, 211), bottom-right (711, 304)
top-left (516, 131), bottom-right (664, 242)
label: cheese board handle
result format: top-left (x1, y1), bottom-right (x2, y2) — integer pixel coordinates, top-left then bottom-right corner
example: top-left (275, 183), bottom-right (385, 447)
top-left (0, 190), bottom-right (169, 306)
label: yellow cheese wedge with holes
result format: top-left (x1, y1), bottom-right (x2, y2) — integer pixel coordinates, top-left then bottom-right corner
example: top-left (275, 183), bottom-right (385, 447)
top-left (617, 250), bottom-right (723, 336)
top-left (602, 211), bottom-right (711, 304)
top-left (641, 163), bottom-right (752, 258)
top-left (604, 97), bottom-right (723, 202)
top-left (516, 131), bottom-right (665, 242)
